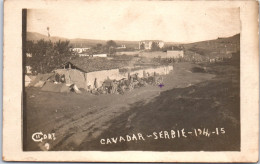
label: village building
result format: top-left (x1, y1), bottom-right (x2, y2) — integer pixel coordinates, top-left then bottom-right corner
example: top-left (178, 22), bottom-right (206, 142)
top-left (91, 54), bottom-right (107, 58)
top-left (53, 58), bottom-right (173, 90)
top-left (166, 50), bottom-right (184, 58)
top-left (26, 66), bottom-right (32, 74)
top-left (54, 59), bottom-right (122, 90)
top-left (116, 45), bottom-right (126, 49)
top-left (25, 53), bottom-right (32, 74)
top-left (26, 53), bottom-right (32, 57)
top-left (27, 56), bottom-right (173, 94)
top-left (70, 47), bottom-right (90, 54)
top-left (139, 40), bottom-right (164, 50)
top-left (78, 53), bottom-right (108, 58)
top-left (78, 53), bottom-right (89, 57)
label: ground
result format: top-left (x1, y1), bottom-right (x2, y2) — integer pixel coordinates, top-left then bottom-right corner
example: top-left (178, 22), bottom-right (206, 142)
top-left (24, 61), bottom-right (240, 151)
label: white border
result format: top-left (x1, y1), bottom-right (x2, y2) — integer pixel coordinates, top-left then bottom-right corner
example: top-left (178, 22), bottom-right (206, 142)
top-left (2, 0), bottom-right (259, 162)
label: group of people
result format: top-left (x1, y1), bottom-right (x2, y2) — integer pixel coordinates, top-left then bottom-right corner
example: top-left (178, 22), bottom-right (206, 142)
top-left (89, 71), bottom-right (163, 95)
top-left (50, 71), bottom-right (163, 95)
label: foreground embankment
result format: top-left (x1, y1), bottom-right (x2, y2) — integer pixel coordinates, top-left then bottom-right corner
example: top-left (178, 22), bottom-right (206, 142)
top-left (23, 61), bottom-right (239, 151)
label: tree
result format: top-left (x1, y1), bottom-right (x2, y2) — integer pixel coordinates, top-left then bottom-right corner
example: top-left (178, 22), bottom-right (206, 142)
top-left (27, 39), bottom-right (53, 74)
top-left (52, 40), bottom-right (72, 69)
top-left (151, 42), bottom-right (160, 51)
top-left (96, 43), bottom-right (103, 49)
top-left (106, 40), bottom-right (117, 55)
top-left (95, 43), bottom-right (104, 53)
top-left (106, 40), bottom-right (117, 48)
top-left (140, 43), bottom-right (145, 50)
top-left (26, 39), bottom-right (73, 74)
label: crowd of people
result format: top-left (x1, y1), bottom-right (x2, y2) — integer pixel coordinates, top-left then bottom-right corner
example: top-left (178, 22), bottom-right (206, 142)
top-left (89, 71), bottom-right (163, 95)
top-left (50, 70), bottom-right (164, 95)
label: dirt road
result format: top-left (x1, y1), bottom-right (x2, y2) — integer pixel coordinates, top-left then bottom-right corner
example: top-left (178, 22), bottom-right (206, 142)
top-left (24, 62), bottom-right (240, 151)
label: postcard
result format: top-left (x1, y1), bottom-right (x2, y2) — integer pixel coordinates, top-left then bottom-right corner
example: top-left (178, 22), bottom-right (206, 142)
top-left (2, 0), bottom-right (259, 162)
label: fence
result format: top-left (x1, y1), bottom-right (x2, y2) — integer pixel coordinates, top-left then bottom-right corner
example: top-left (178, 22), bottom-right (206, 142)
top-left (139, 51), bottom-right (167, 58)
top-left (85, 69), bottom-right (123, 89)
top-left (120, 65), bottom-right (173, 78)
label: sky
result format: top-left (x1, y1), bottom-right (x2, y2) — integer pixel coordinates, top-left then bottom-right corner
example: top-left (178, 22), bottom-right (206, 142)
top-left (27, 1), bottom-right (240, 43)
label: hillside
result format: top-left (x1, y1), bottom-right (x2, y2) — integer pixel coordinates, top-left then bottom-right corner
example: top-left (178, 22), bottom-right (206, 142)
top-left (27, 32), bottom-right (139, 48)
top-left (27, 32), bottom-right (68, 42)
top-left (182, 34), bottom-right (240, 58)
top-left (27, 31), bottom-right (240, 58)
top-left (183, 34), bottom-right (240, 49)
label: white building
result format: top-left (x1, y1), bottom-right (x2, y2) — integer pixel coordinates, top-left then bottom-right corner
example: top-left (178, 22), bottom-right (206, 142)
top-left (26, 53), bottom-right (32, 57)
top-left (78, 53), bottom-right (89, 57)
top-left (116, 45), bottom-right (126, 49)
top-left (70, 48), bottom-right (90, 54)
top-left (92, 54), bottom-right (107, 58)
top-left (26, 66), bottom-right (32, 74)
top-left (139, 40), bottom-right (164, 50)
top-left (78, 53), bottom-right (107, 57)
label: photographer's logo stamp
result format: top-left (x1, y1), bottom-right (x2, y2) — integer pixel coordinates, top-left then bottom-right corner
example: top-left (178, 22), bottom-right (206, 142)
top-left (32, 132), bottom-right (56, 142)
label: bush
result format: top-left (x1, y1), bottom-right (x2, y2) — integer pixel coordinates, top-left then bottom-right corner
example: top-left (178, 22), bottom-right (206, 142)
top-left (26, 39), bottom-right (73, 74)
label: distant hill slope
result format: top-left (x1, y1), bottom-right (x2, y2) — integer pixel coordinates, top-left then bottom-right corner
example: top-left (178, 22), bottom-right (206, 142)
top-left (27, 32), bottom-right (68, 42)
top-left (182, 34), bottom-right (240, 58)
top-left (183, 34), bottom-right (240, 49)
top-left (27, 32), bottom-right (240, 56)
top-left (27, 32), bottom-right (139, 48)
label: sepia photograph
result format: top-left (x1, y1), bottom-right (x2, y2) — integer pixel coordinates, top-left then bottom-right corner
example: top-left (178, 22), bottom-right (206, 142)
top-left (2, 0), bottom-right (259, 162)
top-left (23, 5), bottom-right (241, 151)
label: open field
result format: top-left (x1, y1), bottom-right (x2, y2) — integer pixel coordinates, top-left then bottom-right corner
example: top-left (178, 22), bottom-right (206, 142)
top-left (24, 60), bottom-right (239, 151)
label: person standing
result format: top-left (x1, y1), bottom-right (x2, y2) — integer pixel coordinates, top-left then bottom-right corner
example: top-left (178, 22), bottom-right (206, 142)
top-left (143, 70), bottom-right (147, 78)
top-left (94, 78), bottom-right (99, 89)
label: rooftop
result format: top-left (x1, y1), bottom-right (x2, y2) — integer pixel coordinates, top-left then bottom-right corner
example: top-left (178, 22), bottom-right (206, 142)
top-left (60, 57), bottom-right (128, 73)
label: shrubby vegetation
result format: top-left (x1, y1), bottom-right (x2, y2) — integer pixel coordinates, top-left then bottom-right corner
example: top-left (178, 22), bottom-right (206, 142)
top-left (150, 42), bottom-right (161, 51)
top-left (86, 40), bottom-right (117, 55)
top-left (162, 45), bottom-right (184, 52)
top-left (26, 39), bottom-right (74, 74)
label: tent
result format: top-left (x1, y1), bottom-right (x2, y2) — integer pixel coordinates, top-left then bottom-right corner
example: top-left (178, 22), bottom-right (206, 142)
top-left (29, 73), bottom-right (55, 87)
top-left (34, 81), bottom-right (46, 88)
top-left (54, 69), bottom-right (86, 89)
top-left (41, 82), bottom-right (81, 93)
top-left (25, 75), bottom-right (31, 87)
top-left (41, 82), bottom-right (71, 93)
